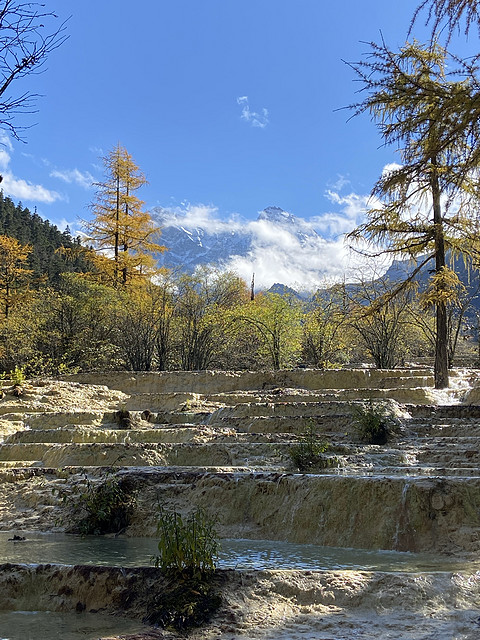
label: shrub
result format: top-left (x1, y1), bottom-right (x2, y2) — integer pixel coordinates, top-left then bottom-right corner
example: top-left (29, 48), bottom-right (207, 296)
top-left (10, 365), bottom-right (26, 386)
top-left (144, 572), bottom-right (222, 632)
top-left (63, 472), bottom-right (136, 536)
top-left (147, 506), bottom-right (222, 632)
top-left (351, 399), bottom-right (401, 445)
top-left (2, 365), bottom-right (26, 395)
top-left (288, 421), bottom-right (338, 472)
top-left (154, 507), bottom-right (219, 574)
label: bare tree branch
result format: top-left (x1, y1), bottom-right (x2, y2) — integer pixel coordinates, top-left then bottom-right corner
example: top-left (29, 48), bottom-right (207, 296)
top-left (411, 0), bottom-right (480, 43)
top-left (0, 1), bottom-right (68, 140)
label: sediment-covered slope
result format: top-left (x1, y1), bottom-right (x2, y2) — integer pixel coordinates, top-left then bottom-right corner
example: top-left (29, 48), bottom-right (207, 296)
top-left (1, 564), bottom-right (480, 640)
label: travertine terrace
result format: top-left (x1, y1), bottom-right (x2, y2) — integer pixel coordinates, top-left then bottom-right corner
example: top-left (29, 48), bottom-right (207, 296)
top-left (0, 367), bottom-right (480, 639)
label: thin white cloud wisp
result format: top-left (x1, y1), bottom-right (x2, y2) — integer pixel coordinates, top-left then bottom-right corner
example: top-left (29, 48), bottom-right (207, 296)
top-left (237, 96), bottom-right (269, 128)
top-left (50, 168), bottom-right (95, 190)
top-left (0, 138), bottom-right (62, 204)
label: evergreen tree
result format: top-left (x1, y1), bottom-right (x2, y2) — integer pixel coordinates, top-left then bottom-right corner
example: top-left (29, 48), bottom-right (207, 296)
top-left (0, 193), bottom-right (89, 283)
top-left (413, 0), bottom-right (480, 40)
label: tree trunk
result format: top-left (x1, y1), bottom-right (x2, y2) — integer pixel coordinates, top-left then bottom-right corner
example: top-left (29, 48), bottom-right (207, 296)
top-left (435, 302), bottom-right (449, 387)
top-left (122, 185), bottom-right (129, 285)
top-left (431, 157), bottom-right (449, 389)
top-left (114, 174), bottom-right (120, 287)
top-left (4, 280), bottom-right (9, 318)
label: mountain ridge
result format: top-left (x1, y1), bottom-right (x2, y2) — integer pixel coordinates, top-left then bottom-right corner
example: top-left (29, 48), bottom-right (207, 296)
top-left (152, 205), bottom-right (327, 279)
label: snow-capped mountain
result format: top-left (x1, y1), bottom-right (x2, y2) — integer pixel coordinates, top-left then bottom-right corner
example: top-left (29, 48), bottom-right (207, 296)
top-left (151, 204), bottom-right (480, 299)
top-left (257, 206), bottom-right (296, 225)
top-left (151, 211), bottom-right (250, 271)
top-left (151, 205), bottom-right (325, 277)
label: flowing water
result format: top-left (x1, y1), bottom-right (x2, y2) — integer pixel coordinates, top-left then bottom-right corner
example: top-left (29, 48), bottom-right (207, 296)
top-left (0, 531), bottom-right (475, 572)
top-left (428, 368), bottom-right (474, 405)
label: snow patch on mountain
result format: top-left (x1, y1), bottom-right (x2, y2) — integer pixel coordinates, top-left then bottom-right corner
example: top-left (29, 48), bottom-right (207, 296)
top-left (151, 203), bottom-right (371, 290)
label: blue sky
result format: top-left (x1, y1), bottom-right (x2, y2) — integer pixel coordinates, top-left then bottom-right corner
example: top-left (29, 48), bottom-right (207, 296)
top-left (0, 0), bottom-right (477, 283)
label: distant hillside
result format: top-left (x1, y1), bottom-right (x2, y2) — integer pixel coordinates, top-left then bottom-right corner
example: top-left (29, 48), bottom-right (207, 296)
top-left (382, 253), bottom-right (480, 307)
top-left (0, 194), bottom-right (89, 283)
top-left (268, 282), bottom-right (307, 300)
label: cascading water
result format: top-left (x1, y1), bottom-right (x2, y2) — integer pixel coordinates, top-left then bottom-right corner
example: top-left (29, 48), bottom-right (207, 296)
top-left (428, 368), bottom-right (477, 405)
top-left (393, 482), bottom-right (413, 551)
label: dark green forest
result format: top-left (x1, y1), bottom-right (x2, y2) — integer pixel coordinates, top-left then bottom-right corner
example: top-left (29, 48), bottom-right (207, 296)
top-left (0, 194), bottom-right (89, 283)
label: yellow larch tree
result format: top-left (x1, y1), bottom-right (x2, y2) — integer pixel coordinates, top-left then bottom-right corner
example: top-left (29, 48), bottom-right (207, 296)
top-left (0, 235), bottom-right (33, 317)
top-left (85, 144), bottom-right (164, 287)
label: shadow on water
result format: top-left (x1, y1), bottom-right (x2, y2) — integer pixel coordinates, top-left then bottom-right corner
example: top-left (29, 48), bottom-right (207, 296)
top-left (0, 610), bottom-right (147, 640)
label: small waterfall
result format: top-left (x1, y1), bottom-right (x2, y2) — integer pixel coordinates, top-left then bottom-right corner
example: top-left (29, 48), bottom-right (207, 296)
top-left (394, 482), bottom-right (413, 551)
top-left (428, 368), bottom-right (476, 405)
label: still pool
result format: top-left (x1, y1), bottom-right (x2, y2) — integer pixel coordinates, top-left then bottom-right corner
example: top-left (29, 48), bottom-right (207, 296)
top-left (0, 531), bottom-right (476, 572)
top-left (0, 610), bottom-right (147, 640)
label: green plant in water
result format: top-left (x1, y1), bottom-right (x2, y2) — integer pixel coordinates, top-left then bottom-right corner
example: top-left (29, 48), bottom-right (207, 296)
top-left (288, 421), bottom-right (337, 472)
top-left (154, 506), bottom-right (219, 574)
top-left (62, 472), bottom-right (136, 536)
top-left (350, 399), bottom-right (401, 445)
top-left (147, 506), bottom-right (222, 632)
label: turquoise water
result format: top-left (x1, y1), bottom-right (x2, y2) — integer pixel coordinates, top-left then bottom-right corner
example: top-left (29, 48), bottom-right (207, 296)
top-left (0, 531), bottom-right (474, 572)
top-left (0, 532), bottom-right (476, 639)
top-left (0, 611), bottom-right (147, 640)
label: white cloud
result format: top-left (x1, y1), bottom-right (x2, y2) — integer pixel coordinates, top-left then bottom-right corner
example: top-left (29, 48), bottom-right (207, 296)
top-left (237, 96), bottom-right (269, 128)
top-left (225, 236), bottom-right (354, 291)
top-left (328, 174), bottom-right (351, 191)
top-left (1, 173), bottom-right (63, 203)
top-left (159, 203), bottom-right (244, 234)
top-left (56, 217), bottom-right (83, 236)
top-left (314, 191), bottom-right (370, 238)
top-left (0, 136), bottom-right (63, 204)
top-left (156, 194), bottom-right (385, 291)
top-left (0, 149), bottom-right (11, 171)
top-left (0, 133), bottom-right (13, 171)
top-left (50, 168), bottom-right (95, 189)
top-left (382, 162), bottom-right (403, 175)
top-left (0, 132), bottom-right (13, 152)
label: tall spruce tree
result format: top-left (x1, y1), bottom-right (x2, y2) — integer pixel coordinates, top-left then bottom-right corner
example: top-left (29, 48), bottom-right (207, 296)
top-left (347, 41), bottom-right (480, 388)
top-left (86, 145), bottom-right (164, 287)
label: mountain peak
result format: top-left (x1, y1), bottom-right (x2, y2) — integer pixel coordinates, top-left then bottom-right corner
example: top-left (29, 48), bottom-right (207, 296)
top-left (258, 206), bottom-right (295, 224)
top-left (151, 205), bottom-right (327, 289)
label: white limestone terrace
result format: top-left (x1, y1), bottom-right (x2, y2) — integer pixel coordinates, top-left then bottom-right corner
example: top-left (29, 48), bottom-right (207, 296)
top-left (0, 367), bottom-right (479, 639)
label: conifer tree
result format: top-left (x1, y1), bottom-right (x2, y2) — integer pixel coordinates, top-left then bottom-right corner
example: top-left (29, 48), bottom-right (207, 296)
top-left (85, 145), bottom-right (164, 287)
top-left (413, 0), bottom-right (480, 40)
top-left (347, 41), bottom-right (480, 388)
